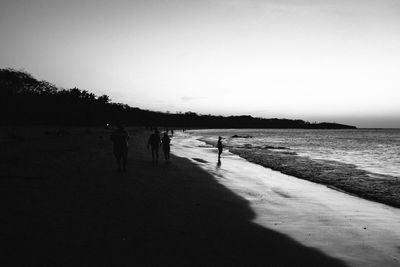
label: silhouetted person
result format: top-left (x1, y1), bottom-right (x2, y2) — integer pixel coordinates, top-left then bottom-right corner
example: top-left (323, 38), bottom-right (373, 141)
top-left (217, 136), bottom-right (223, 163)
top-left (110, 124), bottom-right (129, 172)
top-left (147, 129), bottom-right (161, 162)
top-left (161, 132), bottom-right (171, 161)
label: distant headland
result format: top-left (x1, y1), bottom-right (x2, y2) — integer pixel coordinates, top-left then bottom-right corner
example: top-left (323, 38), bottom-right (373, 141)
top-left (1, 68), bottom-right (356, 129)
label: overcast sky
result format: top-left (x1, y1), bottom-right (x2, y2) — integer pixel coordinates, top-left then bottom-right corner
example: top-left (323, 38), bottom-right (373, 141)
top-left (1, 0), bottom-right (399, 127)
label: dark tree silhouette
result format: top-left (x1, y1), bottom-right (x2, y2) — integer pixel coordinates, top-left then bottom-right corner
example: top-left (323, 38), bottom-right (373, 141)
top-left (0, 68), bottom-right (356, 129)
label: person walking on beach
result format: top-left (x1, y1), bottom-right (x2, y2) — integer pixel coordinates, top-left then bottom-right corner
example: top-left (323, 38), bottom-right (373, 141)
top-left (147, 129), bottom-right (161, 162)
top-left (161, 132), bottom-right (171, 161)
top-left (110, 124), bottom-right (130, 172)
top-left (217, 136), bottom-right (223, 162)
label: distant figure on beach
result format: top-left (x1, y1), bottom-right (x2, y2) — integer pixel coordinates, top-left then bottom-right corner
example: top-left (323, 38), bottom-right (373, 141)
top-left (147, 129), bottom-right (161, 162)
top-left (110, 124), bottom-right (130, 172)
top-left (217, 136), bottom-right (223, 162)
top-left (161, 132), bottom-right (171, 161)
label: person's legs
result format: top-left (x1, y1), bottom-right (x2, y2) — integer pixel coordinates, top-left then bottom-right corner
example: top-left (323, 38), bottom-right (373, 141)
top-left (151, 146), bottom-right (159, 161)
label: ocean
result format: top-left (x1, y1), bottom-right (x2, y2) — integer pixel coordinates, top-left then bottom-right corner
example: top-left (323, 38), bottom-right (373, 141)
top-left (175, 129), bottom-right (400, 207)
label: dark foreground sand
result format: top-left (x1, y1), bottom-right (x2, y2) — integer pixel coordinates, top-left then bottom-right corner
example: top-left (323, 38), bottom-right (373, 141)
top-left (0, 127), bottom-right (347, 266)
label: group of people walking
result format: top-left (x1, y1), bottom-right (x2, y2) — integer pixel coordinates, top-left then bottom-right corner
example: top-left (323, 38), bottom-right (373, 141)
top-left (110, 125), bottom-right (223, 172)
top-left (110, 125), bottom-right (172, 172)
top-left (147, 129), bottom-right (171, 162)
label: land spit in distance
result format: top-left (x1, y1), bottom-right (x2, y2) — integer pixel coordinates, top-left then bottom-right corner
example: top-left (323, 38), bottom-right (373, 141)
top-left (1, 68), bottom-right (356, 129)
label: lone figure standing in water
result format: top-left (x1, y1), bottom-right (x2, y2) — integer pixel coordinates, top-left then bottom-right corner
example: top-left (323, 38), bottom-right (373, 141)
top-left (110, 124), bottom-right (130, 172)
top-left (217, 136), bottom-right (223, 162)
top-left (147, 129), bottom-right (161, 162)
top-left (161, 132), bottom-right (171, 161)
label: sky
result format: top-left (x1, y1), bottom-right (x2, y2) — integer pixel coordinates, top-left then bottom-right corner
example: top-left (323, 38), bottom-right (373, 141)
top-left (1, 0), bottom-right (399, 128)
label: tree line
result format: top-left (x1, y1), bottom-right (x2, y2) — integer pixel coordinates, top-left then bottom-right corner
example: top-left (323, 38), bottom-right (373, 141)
top-left (0, 68), bottom-right (356, 129)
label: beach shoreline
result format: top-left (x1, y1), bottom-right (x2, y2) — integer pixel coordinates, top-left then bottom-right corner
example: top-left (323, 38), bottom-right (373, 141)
top-left (0, 126), bottom-right (347, 266)
top-left (172, 132), bottom-right (400, 266)
top-left (190, 129), bottom-right (400, 209)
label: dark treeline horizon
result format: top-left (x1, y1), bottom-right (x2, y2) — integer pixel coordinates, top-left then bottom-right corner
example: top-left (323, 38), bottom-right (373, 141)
top-left (0, 68), bottom-right (356, 129)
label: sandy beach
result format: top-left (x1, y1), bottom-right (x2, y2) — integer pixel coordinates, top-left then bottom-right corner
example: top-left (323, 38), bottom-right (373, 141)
top-left (0, 127), bottom-right (352, 266)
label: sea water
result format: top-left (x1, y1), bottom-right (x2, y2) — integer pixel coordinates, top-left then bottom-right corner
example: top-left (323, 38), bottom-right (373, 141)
top-left (177, 128), bottom-right (400, 207)
top-left (191, 129), bottom-right (400, 178)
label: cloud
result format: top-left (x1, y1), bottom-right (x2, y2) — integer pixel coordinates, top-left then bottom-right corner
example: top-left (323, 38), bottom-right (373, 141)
top-left (181, 96), bottom-right (208, 102)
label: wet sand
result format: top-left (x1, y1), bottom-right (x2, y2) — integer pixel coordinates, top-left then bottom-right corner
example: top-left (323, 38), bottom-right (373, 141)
top-left (0, 127), bottom-right (346, 266)
top-left (173, 133), bottom-right (400, 266)
top-left (230, 147), bottom-right (400, 208)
